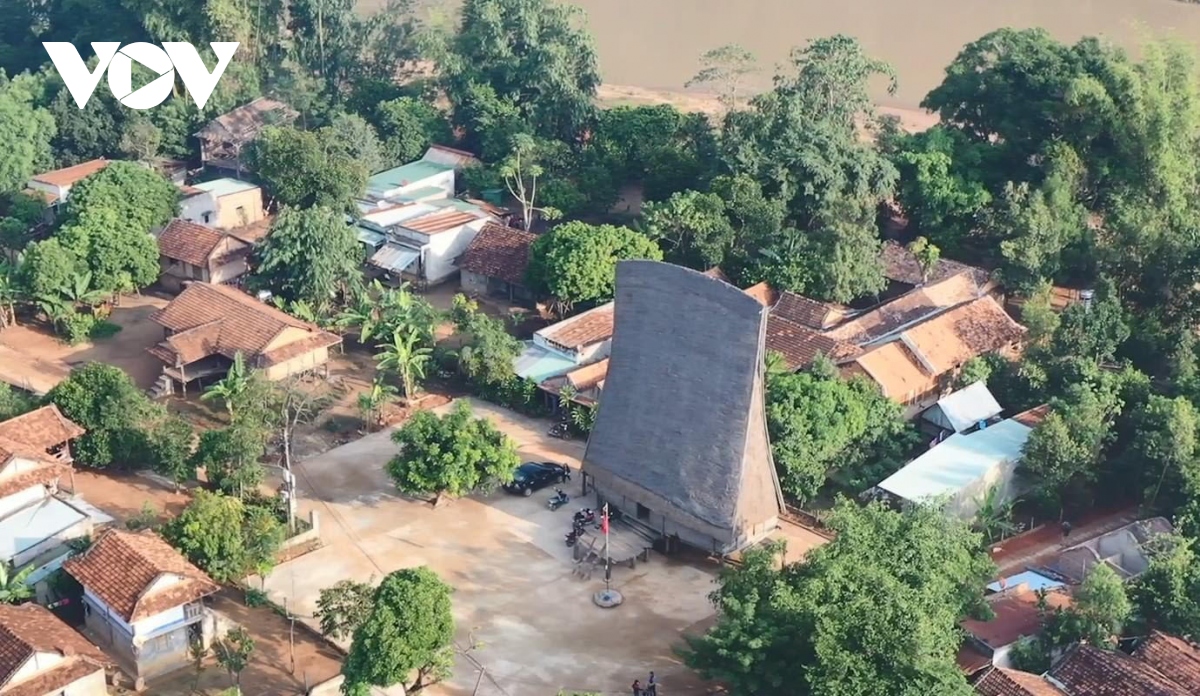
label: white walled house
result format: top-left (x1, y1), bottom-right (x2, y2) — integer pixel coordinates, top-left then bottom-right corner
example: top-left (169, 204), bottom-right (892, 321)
top-left (513, 302), bottom-right (616, 384)
top-left (364, 160), bottom-right (455, 203)
top-left (363, 202), bottom-right (494, 286)
top-left (64, 529), bottom-right (220, 682)
top-left (24, 159), bottom-right (110, 211)
top-left (0, 406), bottom-right (95, 572)
top-left (0, 603), bottom-right (109, 696)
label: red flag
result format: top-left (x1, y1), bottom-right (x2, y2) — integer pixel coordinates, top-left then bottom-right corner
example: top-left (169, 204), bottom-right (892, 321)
top-left (601, 504), bottom-right (609, 535)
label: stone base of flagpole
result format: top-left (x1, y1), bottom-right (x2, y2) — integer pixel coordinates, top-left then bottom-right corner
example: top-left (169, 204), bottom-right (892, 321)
top-left (593, 589), bottom-right (624, 608)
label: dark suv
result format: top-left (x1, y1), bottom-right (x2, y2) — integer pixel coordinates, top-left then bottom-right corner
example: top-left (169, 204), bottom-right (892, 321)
top-left (504, 462), bottom-right (571, 496)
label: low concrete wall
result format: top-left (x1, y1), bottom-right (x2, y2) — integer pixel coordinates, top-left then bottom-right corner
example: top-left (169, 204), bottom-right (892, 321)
top-left (309, 675), bottom-right (405, 696)
top-left (281, 510), bottom-right (320, 552)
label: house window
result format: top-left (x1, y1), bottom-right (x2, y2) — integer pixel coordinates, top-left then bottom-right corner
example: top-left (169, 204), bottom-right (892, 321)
top-left (202, 212), bottom-right (212, 224)
top-left (636, 503), bottom-right (650, 521)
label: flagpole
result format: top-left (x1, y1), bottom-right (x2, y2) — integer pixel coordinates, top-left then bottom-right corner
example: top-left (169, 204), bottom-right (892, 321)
top-left (603, 502), bottom-right (611, 593)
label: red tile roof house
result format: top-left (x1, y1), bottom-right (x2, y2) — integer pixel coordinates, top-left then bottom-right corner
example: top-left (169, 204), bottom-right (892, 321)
top-left (458, 222), bottom-right (538, 305)
top-left (147, 282), bottom-right (342, 396)
top-left (0, 603), bottom-right (109, 696)
top-left (0, 406), bottom-right (100, 581)
top-left (960, 585), bottom-right (1073, 671)
top-left (63, 529), bottom-right (219, 685)
top-left (155, 219), bottom-right (253, 293)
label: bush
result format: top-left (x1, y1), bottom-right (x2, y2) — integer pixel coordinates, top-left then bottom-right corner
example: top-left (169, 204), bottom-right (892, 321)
top-left (243, 587), bottom-right (269, 607)
top-left (474, 375), bottom-right (547, 416)
top-left (88, 319), bottom-right (122, 340)
top-left (162, 490), bottom-right (286, 582)
top-left (61, 312), bottom-right (97, 345)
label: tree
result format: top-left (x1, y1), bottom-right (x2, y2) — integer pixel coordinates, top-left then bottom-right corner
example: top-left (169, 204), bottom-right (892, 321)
top-left (1130, 535), bottom-right (1200, 639)
top-left (202, 353), bottom-right (251, 416)
top-left (248, 126), bottom-right (368, 212)
top-left (0, 73), bottom-right (55, 192)
top-left (766, 364), bottom-right (914, 502)
top-left (1018, 383), bottom-right (1120, 517)
top-left (374, 97), bottom-right (453, 165)
top-left (890, 128), bottom-right (992, 250)
top-left (442, 0), bottom-right (600, 144)
top-left (191, 423), bottom-right (268, 496)
top-left (213, 626), bottom-right (255, 695)
top-left (66, 161), bottom-right (178, 234)
top-left (375, 328), bottom-right (432, 403)
top-left (0, 382), bottom-right (32, 421)
top-left (327, 112), bottom-right (389, 175)
top-left (386, 402), bottom-right (519, 497)
top-left (1127, 395), bottom-right (1200, 516)
top-left (162, 489), bottom-right (285, 582)
top-left (450, 294), bottom-right (522, 386)
top-left (253, 206), bottom-right (365, 310)
top-left (499, 134), bottom-right (561, 232)
top-left (45, 363), bottom-right (158, 468)
top-left (525, 222), bottom-right (663, 309)
top-left (1054, 563), bottom-right (1130, 648)
top-left (357, 379), bottom-right (398, 432)
top-left (1051, 279), bottom-right (1130, 364)
top-left (316, 579), bottom-right (374, 640)
top-left (341, 567), bottom-right (454, 693)
top-left (118, 116), bottom-right (162, 162)
top-left (19, 239), bottom-right (79, 300)
top-left (907, 237), bottom-right (940, 284)
top-left (971, 486), bottom-right (1021, 544)
top-left (54, 207), bottom-right (161, 294)
top-left (639, 190), bottom-right (734, 271)
top-left (684, 501), bottom-right (992, 696)
top-left (686, 44), bottom-right (759, 112)
top-left (145, 415), bottom-right (196, 489)
top-left (0, 564), bottom-right (32, 604)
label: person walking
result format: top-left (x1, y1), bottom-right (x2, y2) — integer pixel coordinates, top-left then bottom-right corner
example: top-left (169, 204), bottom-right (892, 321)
top-left (631, 678), bottom-right (642, 696)
top-left (1061, 520), bottom-right (1073, 540)
top-left (647, 671), bottom-right (657, 695)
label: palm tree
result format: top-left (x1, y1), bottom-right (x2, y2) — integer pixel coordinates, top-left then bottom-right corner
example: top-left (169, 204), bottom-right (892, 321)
top-left (202, 352), bottom-right (251, 416)
top-left (35, 294), bottom-right (73, 332)
top-left (61, 271), bottom-right (106, 310)
top-left (334, 295), bottom-right (381, 344)
top-left (356, 378), bottom-right (398, 431)
top-left (375, 329), bottom-right (431, 404)
top-left (0, 563), bottom-right (33, 604)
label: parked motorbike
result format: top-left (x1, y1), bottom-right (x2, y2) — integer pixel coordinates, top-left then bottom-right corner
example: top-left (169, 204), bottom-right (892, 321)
top-left (548, 421), bottom-right (571, 439)
top-left (572, 518), bottom-right (587, 536)
top-left (573, 508), bottom-right (596, 527)
top-left (548, 488), bottom-right (569, 511)
top-left (565, 529), bottom-right (579, 547)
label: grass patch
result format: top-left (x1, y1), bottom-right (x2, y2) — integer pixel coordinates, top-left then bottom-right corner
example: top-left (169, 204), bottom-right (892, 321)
top-left (89, 319), bottom-right (123, 340)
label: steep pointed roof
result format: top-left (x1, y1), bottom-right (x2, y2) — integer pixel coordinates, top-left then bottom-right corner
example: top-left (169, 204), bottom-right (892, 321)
top-left (582, 261), bottom-right (783, 551)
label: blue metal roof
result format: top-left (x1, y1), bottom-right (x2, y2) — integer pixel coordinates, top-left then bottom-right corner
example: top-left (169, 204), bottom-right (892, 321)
top-left (513, 342), bottom-right (576, 383)
top-left (987, 570), bottom-right (1064, 593)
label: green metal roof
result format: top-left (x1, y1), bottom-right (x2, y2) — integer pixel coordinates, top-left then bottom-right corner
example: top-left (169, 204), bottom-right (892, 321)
top-left (367, 161), bottom-right (453, 197)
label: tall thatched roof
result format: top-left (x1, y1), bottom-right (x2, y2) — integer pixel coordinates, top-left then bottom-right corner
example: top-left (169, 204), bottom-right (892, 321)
top-left (582, 261), bottom-right (783, 550)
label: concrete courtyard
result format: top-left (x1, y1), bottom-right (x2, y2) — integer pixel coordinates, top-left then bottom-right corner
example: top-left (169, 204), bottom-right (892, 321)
top-left (262, 398), bottom-right (723, 696)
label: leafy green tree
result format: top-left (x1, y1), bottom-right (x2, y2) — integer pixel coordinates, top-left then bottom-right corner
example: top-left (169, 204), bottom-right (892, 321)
top-left (145, 415), bottom-right (196, 488)
top-left (1050, 279), bottom-right (1129, 364)
top-left (0, 382), bottom-right (32, 421)
top-left (451, 294), bottom-right (523, 386)
top-left (442, 0), bottom-right (600, 143)
top-left (191, 422), bottom-right (268, 496)
top-left (1130, 535), bottom-right (1200, 639)
top-left (327, 112), bottom-right (390, 175)
top-left (55, 206), bottom-right (161, 294)
top-left (386, 402), bottom-right (519, 497)
top-left (890, 128), bottom-right (991, 249)
top-left (374, 328), bottom-right (431, 403)
top-left (316, 579), bottom-right (375, 640)
top-left (336, 280), bottom-right (439, 347)
top-left (1048, 563), bottom-right (1130, 649)
top-left (686, 44), bottom-right (759, 112)
top-left (498, 134), bottom-right (562, 232)
top-left (356, 379), bottom-right (397, 432)
top-left (525, 221), bottom-right (663, 308)
top-left (45, 363), bottom-right (157, 468)
top-left (248, 126), bottom-right (368, 213)
top-left (684, 501), bottom-right (992, 696)
top-left (213, 626), bottom-right (255, 696)
top-left (162, 489), bottom-right (285, 582)
top-left (253, 206), bottom-right (365, 310)
top-left (374, 97), bottom-right (453, 165)
top-left (0, 564), bottom-right (32, 604)
top-left (66, 161), bottom-right (177, 233)
top-left (907, 237), bottom-right (940, 284)
top-left (1127, 395), bottom-right (1200, 516)
top-left (0, 72), bottom-right (55, 192)
top-left (341, 567), bottom-right (455, 694)
top-left (767, 363), bottom-right (915, 502)
top-left (639, 190), bottom-right (734, 271)
top-left (118, 116), bottom-right (162, 163)
top-left (201, 353), bottom-right (251, 417)
top-left (1018, 383), bottom-right (1120, 517)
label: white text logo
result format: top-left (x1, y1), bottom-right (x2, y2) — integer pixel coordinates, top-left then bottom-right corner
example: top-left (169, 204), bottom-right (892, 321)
top-left (42, 42), bottom-right (239, 110)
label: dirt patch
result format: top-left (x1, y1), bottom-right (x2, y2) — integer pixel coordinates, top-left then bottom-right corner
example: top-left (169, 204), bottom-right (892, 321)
top-left (73, 469), bottom-right (192, 526)
top-left (0, 293), bottom-right (170, 391)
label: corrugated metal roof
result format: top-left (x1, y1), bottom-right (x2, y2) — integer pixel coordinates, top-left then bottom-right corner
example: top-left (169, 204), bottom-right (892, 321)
top-left (355, 226), bottom-right (386, 248)
top-left (921, 381), bottom-right (1004, 433)
top-left (987, 570), bottom-right (1064, 594)
top-left (513, 342), bottom-right (576, 383)
top-left (369, 244), bottom-right (421, 272)
top-left (0, 497), bottom-right (87, 561)
top-left (193, 177), bottom-right (259, 198)
top-left (877, 418), bottom-right (1032, 504)
top-left (367, 161), bottom-right (453, 198)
